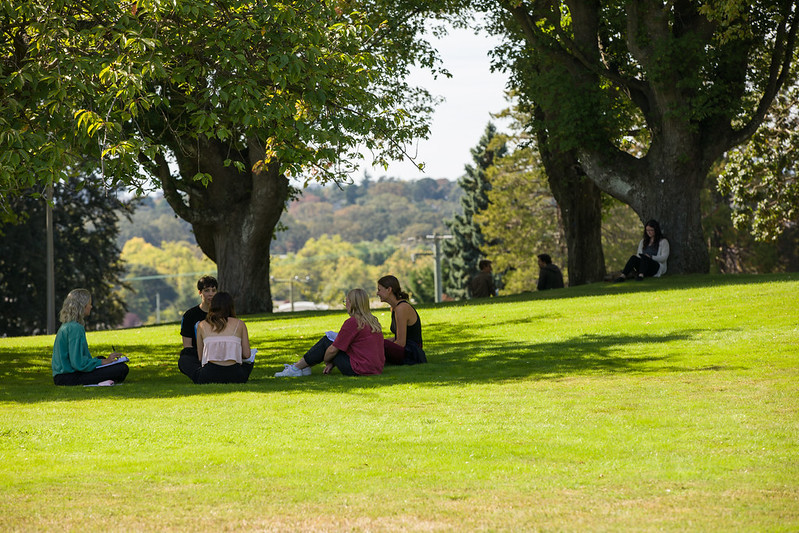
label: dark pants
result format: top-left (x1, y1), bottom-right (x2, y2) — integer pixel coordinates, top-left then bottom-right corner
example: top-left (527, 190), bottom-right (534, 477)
top-left (54, 363), bottom-right (129, 386)
top-left (179, 347), bottom-right (253, 384)
top-left (196, 362), bottom-right (253, 384)
top-left (302, 336), bottom-right (356, 376)
top-left (622, 255), bottom-right (660, 278)
top-left (384, 339), bottom-right (426, 366)
top-left (178, 347), bottom-right (201, 381)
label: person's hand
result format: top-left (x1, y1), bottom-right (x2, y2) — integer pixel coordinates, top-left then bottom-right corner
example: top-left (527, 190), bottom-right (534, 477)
top-left (100, 353), bottom-right (123, 365)
top-left (323, 363), bottom-right (334, 375)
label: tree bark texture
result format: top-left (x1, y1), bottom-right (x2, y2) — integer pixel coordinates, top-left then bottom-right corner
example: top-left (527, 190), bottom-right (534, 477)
top-left (537, 141), bottom-right (606, 285)
top-left (159, 137), bottom-right (288, 314)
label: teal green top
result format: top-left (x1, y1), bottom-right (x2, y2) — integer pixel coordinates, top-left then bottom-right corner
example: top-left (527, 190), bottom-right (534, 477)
top-left (51, 321), bottom-right (102, 376)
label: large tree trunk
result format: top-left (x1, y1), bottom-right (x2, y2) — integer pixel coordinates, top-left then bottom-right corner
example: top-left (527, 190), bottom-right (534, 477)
top-left (159, 137), bottom-right (289, 314)
top-left (535, 107), bottom-right (606, 285)
top-left (538, 148), bottom-right (606, 285)
top-left (502, 0), bottom-right (798, 278)
top-left (579, 144), bottom-right (710, 275)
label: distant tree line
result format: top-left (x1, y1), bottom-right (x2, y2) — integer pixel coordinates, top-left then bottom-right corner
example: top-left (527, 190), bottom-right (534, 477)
top-left (271, 176), bottom-right (462, 254)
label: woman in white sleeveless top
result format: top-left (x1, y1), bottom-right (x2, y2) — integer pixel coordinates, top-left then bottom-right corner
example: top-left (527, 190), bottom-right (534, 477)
top-left (195, 292), bottom-right (254, 384)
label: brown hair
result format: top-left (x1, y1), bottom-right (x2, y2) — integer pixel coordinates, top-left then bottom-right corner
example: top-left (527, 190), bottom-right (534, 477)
top-left (377, 275), bottom-right (409, 301)
top-left (206, 291), bottom-right (236, 333)
top-left (197, 275), bottom-right (218, 291)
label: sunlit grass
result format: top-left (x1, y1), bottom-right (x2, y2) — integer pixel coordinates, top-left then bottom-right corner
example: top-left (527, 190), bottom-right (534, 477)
top-left (1, 274), bottom-right (797, 531)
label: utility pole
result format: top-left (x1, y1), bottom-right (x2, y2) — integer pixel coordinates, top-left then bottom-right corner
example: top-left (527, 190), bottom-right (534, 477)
top-left (46, 183), bottom-right (55, 335)
top-left (425, 233), bottom-right (453, 303)
top-left (270, 275), bottom-right (311, 312)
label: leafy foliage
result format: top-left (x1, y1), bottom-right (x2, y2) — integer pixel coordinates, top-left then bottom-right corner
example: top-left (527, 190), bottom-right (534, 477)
top-left (717, 84), bottom-right (799, 241)
top-left (0, 178), bottom-right (128, 335)
top-left (1, 0), bottom-right (439, 198)
top-left (442, 123), bottom-right (506, 299)
top-left (118, 238), bottom-right (215, 325)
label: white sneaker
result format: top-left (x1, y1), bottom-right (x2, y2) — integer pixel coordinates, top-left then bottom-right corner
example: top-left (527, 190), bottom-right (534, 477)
top-left (84, 380), bottom-right (115, 387)
top-left (275, 364), bottom-right (304, 377)
top-left (283, 363), bottom-right (311, 376)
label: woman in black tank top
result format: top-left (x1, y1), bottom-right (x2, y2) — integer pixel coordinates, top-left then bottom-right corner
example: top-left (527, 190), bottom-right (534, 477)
top-left (377, 275), bottom-right (427, 365)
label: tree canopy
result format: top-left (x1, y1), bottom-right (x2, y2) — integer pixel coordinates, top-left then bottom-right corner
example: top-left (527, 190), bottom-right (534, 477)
top-left (2, 0), bottom-right (448, 313)
top-left (1, 0), bottom-right (437, 196)
top-left (476, 0), bottom-right (799, 274)
top-left (0, 178), bottom-right (128, 335)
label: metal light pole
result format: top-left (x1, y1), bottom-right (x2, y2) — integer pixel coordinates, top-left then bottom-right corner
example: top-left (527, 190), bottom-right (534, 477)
top-left (46, 183), bottom-right (56, 335)
top-left (425, 233), bottom-right (453, 303)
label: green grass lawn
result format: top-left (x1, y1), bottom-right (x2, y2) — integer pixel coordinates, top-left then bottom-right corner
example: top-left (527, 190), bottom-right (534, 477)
top-left (1, 274), bottom-right (797, 531)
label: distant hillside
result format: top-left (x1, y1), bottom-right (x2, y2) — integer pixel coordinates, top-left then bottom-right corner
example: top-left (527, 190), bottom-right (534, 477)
top-left (271, 176), bottom-right (462, 253)
top-left (117, 195), bottom-right (196, 248)
top-left (119, 177), bottom-right (462, 253)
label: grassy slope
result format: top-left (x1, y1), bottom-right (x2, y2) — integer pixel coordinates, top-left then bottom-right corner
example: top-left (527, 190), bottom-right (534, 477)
top-left (0, 274), bottom-right (797, 532)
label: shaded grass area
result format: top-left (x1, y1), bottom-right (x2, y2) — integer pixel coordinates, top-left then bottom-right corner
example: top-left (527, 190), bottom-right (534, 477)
top-left (1, 274), bottom-right (798, 531)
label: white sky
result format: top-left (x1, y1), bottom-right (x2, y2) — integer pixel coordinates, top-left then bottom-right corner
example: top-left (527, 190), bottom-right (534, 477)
top-left (359, 25), bottom-right (511, 182)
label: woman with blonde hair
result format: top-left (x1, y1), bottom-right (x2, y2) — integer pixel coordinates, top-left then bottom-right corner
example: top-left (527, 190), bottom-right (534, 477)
top-left (52, 289), bottom-right (129, 386)
top-left (192, 291), bottom-right (255, 384)
top-left (275, 288), bottom-right (384, 377)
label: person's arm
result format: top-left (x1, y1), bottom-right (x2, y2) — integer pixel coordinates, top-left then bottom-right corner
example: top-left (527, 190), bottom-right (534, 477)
top-left (392, 304), bottom-right (413, 348)
top-left (323, 343), bottom-right (339, 363)
top-left (239, 320), bottom-right (250, 357)
top-left (196, 323), bottom-right (205, 360)
top-left (636, 239), bottom-right (645, 256)
top-left (179, 310), bottom-right (196, 348)
top-left (67, 325), bottom-right (102, 372)
top-left (652, 239), bottom-right (670, 263)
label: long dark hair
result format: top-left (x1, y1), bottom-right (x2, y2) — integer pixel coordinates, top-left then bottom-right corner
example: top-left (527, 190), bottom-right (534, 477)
top-left (643, 219), bottom-right (664, 245)
top-left (378, 275), bottom-right (409, 301)
top-left (206, 291), bottom-right (236, 333)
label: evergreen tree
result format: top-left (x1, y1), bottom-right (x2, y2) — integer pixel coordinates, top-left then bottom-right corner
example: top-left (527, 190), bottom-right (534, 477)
top-left (0, 178), bottom-right (130, 336)
top-left (443, 123), bottom-right (507, 299)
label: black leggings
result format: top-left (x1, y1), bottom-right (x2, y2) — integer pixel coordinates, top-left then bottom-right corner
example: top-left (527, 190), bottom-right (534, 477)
top-left (302, 336), bottom-right (356, 376)
top-left (196, 362), bottom-right (253, 384)
top-left (622, 254), bottom-right (659, 278)
top-left (178, 347), bottom-right (253, 384)
top-left (54, 363), bottom-right (129, 386)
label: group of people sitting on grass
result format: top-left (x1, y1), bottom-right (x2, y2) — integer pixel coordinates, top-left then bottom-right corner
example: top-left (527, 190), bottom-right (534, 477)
top-left (51, 274), bottom-right (426, 386)
top-left (51, 219), bottom-right (670, 387)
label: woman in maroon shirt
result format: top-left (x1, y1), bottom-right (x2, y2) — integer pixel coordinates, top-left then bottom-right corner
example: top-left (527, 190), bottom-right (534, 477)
top-left (275, 288), bottom-right (385, 377)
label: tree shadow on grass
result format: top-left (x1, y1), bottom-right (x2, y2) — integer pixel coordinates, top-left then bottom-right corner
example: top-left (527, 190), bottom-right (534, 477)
top-left (0, 322), bottom-right (747, 404)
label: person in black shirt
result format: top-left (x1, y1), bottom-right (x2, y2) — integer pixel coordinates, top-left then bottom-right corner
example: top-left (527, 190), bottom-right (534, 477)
top-left (178, 275), bottom-right (218, 381)
top-left (377, 275), bottom-right (426, 365)
top-left (537, 254), bottom-right (565, 290)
